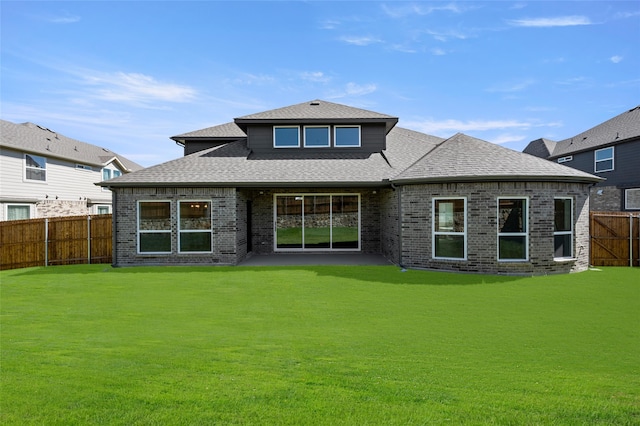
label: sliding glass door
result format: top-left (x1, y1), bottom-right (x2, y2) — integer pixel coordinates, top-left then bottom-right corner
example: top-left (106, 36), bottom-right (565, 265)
top-left (275, 194), bottom-right (360, 251)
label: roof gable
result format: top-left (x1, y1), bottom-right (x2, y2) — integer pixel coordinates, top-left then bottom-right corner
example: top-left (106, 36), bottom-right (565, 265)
top-left (234, 99), bottom-right (399, 134)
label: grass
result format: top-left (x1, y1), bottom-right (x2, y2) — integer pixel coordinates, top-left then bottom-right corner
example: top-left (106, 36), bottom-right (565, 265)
top-left (1, 265), bottom-right (638, 425)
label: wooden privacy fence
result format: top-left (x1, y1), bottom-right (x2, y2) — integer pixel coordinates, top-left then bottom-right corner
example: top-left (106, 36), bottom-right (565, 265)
top-left (590, 211), bottom-right (639, 267)
top-left (0, 215), bottom-right (112, 271)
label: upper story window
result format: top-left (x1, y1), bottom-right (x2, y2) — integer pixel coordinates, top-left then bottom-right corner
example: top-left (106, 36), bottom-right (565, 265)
top-left (304, 126), bottom-right (330, 148)
top-left (334, 125), bottom-right (361, 147)
top-left (594, 147), bottom-right (614, 172)
top-left (25, 154), bottom-right (46, 182)
top-left (274, 126), bottom-right (300, 148)
top-left (102, 168), bottom-right (122, 181)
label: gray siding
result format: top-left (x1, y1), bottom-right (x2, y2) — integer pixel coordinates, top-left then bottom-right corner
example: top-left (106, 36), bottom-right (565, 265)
top-left (246, 123), bottom-right (387, 154)
top-left (554, 140), bottom-right (640, 188)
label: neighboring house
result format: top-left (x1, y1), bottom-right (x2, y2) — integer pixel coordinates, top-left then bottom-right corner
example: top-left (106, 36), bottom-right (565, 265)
top-left (101, 100), bottom-right (601, 275)
top-left (524, 106), bottom-right (640, 211)
top-left (0, 120), bottom-right (143, 221)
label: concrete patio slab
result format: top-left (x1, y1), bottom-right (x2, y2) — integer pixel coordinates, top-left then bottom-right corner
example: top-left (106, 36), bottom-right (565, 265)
top-left (239, 253), bottom-right (393, 267)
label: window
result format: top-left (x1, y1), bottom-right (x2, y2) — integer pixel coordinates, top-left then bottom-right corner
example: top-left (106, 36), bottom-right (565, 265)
top-left (625, 188), bottom-right (640, 210)
top-left (498, 198), bottom-right (528, 261)
top-left (433, 198), bottom-right (466, 260)
top-left (6, 205), bottom-right (31, 221)
top-left (554, 198), bottom-right (573, 259)
top-left (102, 169), bottom-right (121, 180)
top-left (594, 147), bottom-right (614, 172)
top-left (274, 194), bottom-right (359, 251)
top-left (274, 126), bottom-right (300, 148)
top-left (76, 164), bottom-right (93, 171)
top-left (97, 206), bottom-right (111, 215)
top-left (557, 156), bottom-right (573, 163)
top-left (334, 126), bottom-right (361, 147)
top-left (304, 126), bottom-right (330, 147)
top-left (138, 201), bottom-right (171, 253)
top-left (25, 154), bottom-right (46, 182)
top-left (179, 201), bottom-right (212, 253)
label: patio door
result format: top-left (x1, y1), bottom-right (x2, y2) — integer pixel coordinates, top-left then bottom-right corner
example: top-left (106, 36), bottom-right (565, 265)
top-left (275, 194), bottom-right (359, 251)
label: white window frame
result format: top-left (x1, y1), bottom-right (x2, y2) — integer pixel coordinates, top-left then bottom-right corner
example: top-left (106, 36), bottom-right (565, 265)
top-left (497, 197), bottom-right (529, 262)
top-left (76, 164), bottom-right (93, 171)
top-left (273, 126), bottom-right (300, 148)
top-left (594, 147), bottom-right (614, 172)
top-left (137, 200), bottom-right (172, 254)
top-left (303, 125), bottom-right (330, 148)
top-left (554, 197), bottom-right (574, 260)
top-left (102, 168), bottom-right (122, 191)
top-left (557, 156), bottom-right (573, 164)
top-left (96, 205), bottom-right (111, 215)
top-left (334, 125), bottom-right (361, 148)
top-left (178, 200), bottom-right (213, 254)
top-left (432, 197), bottom-right (467, 260)
top-left (6, 204), bottom-right (32, 221)
top-left (24, 153), bottom-right (47, 183)
top-left (273, 193), bottom-right (361, 252)
top-left (625, 188), bottom-right (640, 210)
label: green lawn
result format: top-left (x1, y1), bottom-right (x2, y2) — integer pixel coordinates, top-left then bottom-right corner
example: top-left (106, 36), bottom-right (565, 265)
top-left (1, 265), bottom-right (638, 425)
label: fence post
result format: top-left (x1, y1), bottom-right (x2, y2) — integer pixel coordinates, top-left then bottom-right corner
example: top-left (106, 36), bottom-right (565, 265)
top-left (631, 214), bottom-right (634, 268)
top-left (88, 215), bottom-right (92, 265)
top-left (44, 218), bottom-right (49, 267)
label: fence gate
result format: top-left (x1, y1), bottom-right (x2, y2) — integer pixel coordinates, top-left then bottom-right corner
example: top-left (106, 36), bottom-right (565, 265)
top-left (590, 212), bottom-right (639, 267)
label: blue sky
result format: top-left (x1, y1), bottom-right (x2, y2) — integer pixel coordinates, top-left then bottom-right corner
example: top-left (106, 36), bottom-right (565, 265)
top-left (2, 1), bottom-right (639, 167)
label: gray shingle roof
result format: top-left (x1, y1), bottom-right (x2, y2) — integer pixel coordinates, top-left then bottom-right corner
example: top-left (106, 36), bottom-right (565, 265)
top-left (236, 99), bottom-right (397, 121)
top-left (171, 122), bottom-right (246, 140)
top-left (1, 119), bottom-right (143, 171)
top-left (103, 127), bottom-right (600, 188)
top-left (522, 138), bottom-right (557, 158)
top-left (393, 133), bottom-right (602, 184)
top-left (549, 105), bottom-right (640, 158)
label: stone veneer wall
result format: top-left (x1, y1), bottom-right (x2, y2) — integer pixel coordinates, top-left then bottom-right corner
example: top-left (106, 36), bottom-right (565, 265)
top-left (399, 181), bottom-right (591, 275)
top-left (36, 200), bottom-right (89, 218)
top-left (112, 187), bottom-right (238, 267)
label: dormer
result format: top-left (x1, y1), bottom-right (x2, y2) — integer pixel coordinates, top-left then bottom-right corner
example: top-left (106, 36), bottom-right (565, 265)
top-left (234, 100), bottom-right (398, 154)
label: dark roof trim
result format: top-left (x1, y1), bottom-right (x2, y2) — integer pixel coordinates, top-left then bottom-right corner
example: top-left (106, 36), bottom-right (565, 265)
top-left (99, 180), bottom-right (390, 189)
top-left (234, 118), bottom-right (398, 134)
top-left (391, 174), bottom-right (604, 186)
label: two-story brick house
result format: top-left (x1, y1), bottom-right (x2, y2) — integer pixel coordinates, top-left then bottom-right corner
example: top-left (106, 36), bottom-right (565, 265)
top-left (524, 106), bottom-right (640, 211)
top-left (0, 120), bottom-right (142, 220)
top-left (101, 100), bottom-right (601, 274)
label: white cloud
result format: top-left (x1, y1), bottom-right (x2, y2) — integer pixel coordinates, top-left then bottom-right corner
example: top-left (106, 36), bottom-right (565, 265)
top-left (403, 118), bottom-right (561, 135)
top-left (490, 133), bottom-right (527, 144)
top-left (339, 35), bottom-right (383, 46)
top-left (424, 29), bottom-right (471, 42)
top-left (327, 82), bottom-right (377, 99)
top-left (486, 79), bottom-right (535, 93)
top-left (84, 72), bottom-right (197, 104)
top-left (300, 71), bottom-right (331, 83)
top-left (610, 55), bottom-right (623, 64)
top-left (40, 12), bottom-right (81, 24)
top-left (509, 16), bottom-right (592, 27)
top-left (431, 48), bottom-right (447, 56)
top-left (382, 3), bottom-right (472, 18)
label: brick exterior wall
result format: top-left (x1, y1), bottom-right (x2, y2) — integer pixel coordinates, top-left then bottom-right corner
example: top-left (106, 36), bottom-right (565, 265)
top-left (589, 185), bottom-right (621, 211)
top-left (379, 188), bottom-right (400, 264)
top-left (112, 187), bottom-right (238, 266)
top-left (399, 181), bottom-right (591, 275)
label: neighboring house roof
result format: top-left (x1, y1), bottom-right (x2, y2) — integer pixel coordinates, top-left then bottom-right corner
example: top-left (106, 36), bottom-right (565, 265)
top-left (0, 119), bottom-right (143, 172)
top-left (393, 133), bottom-right (601, 184)
top-left (234, 100), bottom-right (399, 134)
top-left (535, 106), bottom-right (640, 159)
top-left (103, 126), bottom-right (601, 188)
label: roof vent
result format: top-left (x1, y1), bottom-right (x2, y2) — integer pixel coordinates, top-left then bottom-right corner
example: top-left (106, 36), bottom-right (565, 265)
top-left (310, 101), bottom-right (320, 106)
